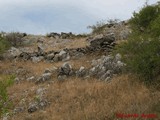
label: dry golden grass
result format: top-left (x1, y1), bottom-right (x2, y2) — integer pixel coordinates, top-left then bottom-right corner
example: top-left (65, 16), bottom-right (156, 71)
top-left (0, 60), bottom-right (59, 76)
top-left (17, 35), bottom-right (88, 53)
top-left (17, 61), bottom-right (54, 76)
top-left (64, 38), bottom-right (89, 49)
top-left (8, 81), bottom-right (36, 108)
top-left (0, 51), bottom-right (99, 76)
top-left (69, 51), bottom-right (106, 69)
top-left (8, 75), bottom-right (160, 120)
top-left (45, 38), bottom-right (88, 52)
top-left (0, 61), bottom-right (12, 71)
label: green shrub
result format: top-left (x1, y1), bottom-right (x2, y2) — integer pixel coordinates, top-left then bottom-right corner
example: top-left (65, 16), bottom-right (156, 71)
top-left (116, 37), bottom-right (160, 83)
top-left (150, 14), bottom-right (160, 37)
top-left (114, 2), bottom-right (160, 84)
top-left (0, 75), bottom-right (15, 117)
top-left (5, 32), bottom-right (24, 47)
top-left (129, 3), bottom-right (160, 36)
top-left (0, 35), bottom-right (10, 54)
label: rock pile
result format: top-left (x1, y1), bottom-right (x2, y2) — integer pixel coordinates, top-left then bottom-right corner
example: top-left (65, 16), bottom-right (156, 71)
top-left (57, 62), bottom-right (73, 80)
top-left (89, 20), bottom-right (131, 41)
top-left (24, 53), bottom-right (125, 84)
top-left (76, 66), bottom-right (87, 77)
top-left (89, 53), bottom-right (125, 81)
top-left (28, 88), bottom-right (48, 113)
top-left (55, 53), bottom-right (125, 81)
top-left (8, 34), bottom-right (115, 62)
top-left (47, 32), bottom-right (75, 39)
top-left (89, 33), bottom-right (116, 50)
top-left (35, 67), bottom-right (57, 84)
top-left (47, 32), bottom-right (87, 39)
top-left (35, 73), bottom-right (52, 84)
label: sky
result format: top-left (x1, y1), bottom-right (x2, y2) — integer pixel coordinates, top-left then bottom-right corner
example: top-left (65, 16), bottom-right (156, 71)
top-left (0, 0), bottom-right (158, 35)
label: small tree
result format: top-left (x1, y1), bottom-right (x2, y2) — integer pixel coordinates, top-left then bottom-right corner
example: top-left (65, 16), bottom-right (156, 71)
top-left (115, 2), bottom-right (160, 84)
top-left (5, 32), bottom-right (24, 47)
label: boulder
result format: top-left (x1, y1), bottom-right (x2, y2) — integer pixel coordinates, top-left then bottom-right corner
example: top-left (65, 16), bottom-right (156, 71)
top-left (105, 77), bottom-right (111, 82)
top-left (38, 99), bottom-right (48, 109)
top-left (62, 54), bottom-right (70, 62)
top-left (44, 66), bottom-right (58, 73)
top-left (31, 56), bottom-right (44, 63)
top-left (89, 33), bottom-right (115, 50)
top-left (28, 103), bottom-right (38, 113)
top-left (53, 54), bottom-right (59, 62)
top-left (76, 66), bottom-right (87, 77)
top-left (89, 53), bottom-right (125, 80)
top-left (46, 53), bottom-right (55, 60)
top-left (57, 75), bottom-right (67, 81)
top-left (89, 67), bottom-right (97, 76)
top-left (27, 76), bottom-right (35, 82)
top-left (28, 100), bottom-right (48, 113)
top-left (8, 47), bottom-right (22, 58)
top-left (14, 107), bottom-right (24, 114)
top-left (37, 43), bottom-right (45, 54)
top-left (60, 32), bottom-right (72, 39)
top-left (35, 73), bottom-right (52, 84)
top-left (58, 50), bottom-right (67, 61)
top-left (58, 62), bottom-right (73, 76)
top-left (19, 52), bottom-right (31, 60)
top-left (115, 53), bottom-right (122, 61)
top-left (47, 32), bottom-right (60, 39)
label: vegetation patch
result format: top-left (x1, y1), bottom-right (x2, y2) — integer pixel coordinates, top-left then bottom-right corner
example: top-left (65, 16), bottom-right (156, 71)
top-left (0, 34), bottom-right (10, 54)
top-left (115, 2), bottom-right (160, 85)
top-left (0, 75), bottom-right (15, 117)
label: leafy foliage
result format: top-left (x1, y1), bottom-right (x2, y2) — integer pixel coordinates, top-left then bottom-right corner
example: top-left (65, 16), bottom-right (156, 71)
top-left (129, 3), bottom-right (160, 37)
top-left (0, 75), bottom-right (15, 117)
top-left (0, 34), bottom-right (10, 54)
top-left (115, 2), bottom-right (160, 84)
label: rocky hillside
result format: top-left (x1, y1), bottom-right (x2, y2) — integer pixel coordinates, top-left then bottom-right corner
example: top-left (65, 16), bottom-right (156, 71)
top-left (0, 18), bottom-right (160, 120)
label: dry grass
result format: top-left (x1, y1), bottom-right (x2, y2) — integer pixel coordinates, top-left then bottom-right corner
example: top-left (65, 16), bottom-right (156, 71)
top-left (0, 60), bottom-right (58, 76)
top-left (15, 35), bottom-right (88, 53)
top-left (45, 38), bottom-right (88, 52)
top-left (8, 81), bottom-right (36, 109)
top-left (8, 75), bottom-right (160, 120)
top-left (0, 51), bottom-right (101, 76)
top-left (64, 38), bottom-right (89, 49)
top-left (0, 61), bottom-right (13, 71)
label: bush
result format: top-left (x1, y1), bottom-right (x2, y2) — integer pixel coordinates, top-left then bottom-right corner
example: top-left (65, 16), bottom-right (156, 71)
top-left (150, 15), bottom-right (160, 37)
top-left (5, 32), bottom-right (24, 47)
top-left (129, 3), bottom-right (160, 37)
top-left (87, 20), bottom-right (107, 34)
top-left (116, 37), bottom-right (160, 82)
top-left (0, 35), bottom-right (10, 54)
top-left (0, 75), bottom-right (15, 116)
top-left (115, 2), bottom-right (160, 84)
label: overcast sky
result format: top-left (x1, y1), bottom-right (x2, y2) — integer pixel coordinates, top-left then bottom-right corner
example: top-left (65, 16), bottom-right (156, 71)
top-left (0, 0), bottom-right (158, 35)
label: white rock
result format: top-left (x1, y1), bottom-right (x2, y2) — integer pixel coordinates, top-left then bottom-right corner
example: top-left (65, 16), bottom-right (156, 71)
top-left (36, 73), bottom-right (52, 83)
top-left (60, 62), bottom-right (72, 75)
top-left (27, 76), bottom-right (35, 82)
top-left (31, 56), bottom-right (44, 63)
top-left (8, 47), bottom-right (22, 57)
top-left (115, 53), bottom-right (122, 61)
